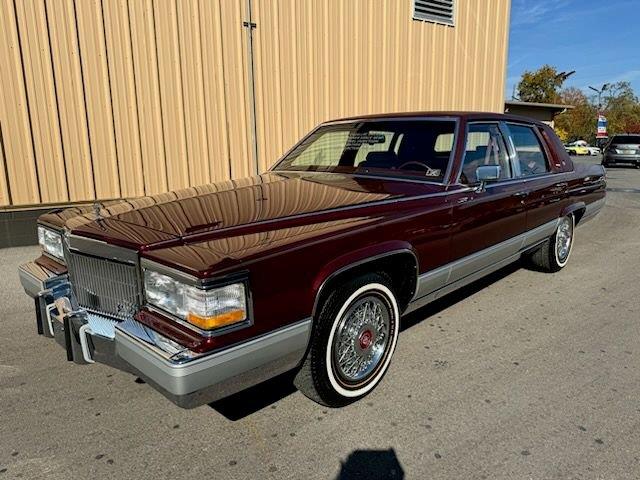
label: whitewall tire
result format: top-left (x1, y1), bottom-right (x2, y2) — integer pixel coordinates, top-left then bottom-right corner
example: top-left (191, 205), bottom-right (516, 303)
top-left (295, 273), bottom-right (400, 407)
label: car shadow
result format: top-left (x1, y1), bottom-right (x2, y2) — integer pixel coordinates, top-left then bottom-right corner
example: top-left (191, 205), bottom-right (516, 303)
top-left (208, 370), bottom-right (299, 420)
top-left (209, 260), bottom-right (524, 420)
top-left (336, 448), bottom-right (405, 479)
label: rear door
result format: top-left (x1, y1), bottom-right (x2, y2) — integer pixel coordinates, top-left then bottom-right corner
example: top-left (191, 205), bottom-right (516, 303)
top-left (447, 122), bottom-right (527, 281)
top-left (504, 122), bottom-right (567, 241)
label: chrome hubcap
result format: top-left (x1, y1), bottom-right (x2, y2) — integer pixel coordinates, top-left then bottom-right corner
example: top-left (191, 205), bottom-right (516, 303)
top-left (333, 295), bottom-right (391, 383)
top-left (556, 217), bottom-right (573, 263)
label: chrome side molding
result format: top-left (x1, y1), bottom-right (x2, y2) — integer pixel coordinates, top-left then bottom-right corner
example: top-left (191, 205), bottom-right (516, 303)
top-left (410, 218), bottom-right (559, 308)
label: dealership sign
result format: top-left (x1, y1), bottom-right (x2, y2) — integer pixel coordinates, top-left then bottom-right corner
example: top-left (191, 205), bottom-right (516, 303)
top-left (596, 114), bottom-right (608, 138)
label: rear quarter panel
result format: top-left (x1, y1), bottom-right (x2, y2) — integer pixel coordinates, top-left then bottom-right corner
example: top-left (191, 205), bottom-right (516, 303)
top-left (565, 163), bottom-right (606, 220)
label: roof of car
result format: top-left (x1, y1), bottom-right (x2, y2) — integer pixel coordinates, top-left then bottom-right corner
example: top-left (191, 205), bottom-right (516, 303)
top-left (325, 111), bottom-right (546, 127)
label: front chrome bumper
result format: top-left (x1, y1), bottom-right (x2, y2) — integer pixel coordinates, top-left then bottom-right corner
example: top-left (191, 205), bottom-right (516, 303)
top-left (18, 262), bottom-right (312, 408)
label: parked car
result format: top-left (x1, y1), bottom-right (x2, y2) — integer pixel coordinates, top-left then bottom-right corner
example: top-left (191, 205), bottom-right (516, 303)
top-left (565, 141), bottom-right (589, 156)
top-left (571, 140), bottom-right (601, 156)
top-left (19, 112), bottom-right (606, 408)
top-left (572, 141), bottom-right (602, 156)
top-left (586, 146), bottom-right (601, 156)
top-left (603, 134), bottom-right (640, 168)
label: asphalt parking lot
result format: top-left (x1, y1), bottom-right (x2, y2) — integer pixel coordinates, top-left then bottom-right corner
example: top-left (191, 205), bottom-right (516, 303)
top-left (1, 155), bottom-right (639, 479)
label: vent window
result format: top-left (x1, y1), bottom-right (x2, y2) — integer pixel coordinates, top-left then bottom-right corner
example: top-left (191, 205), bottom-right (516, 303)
top-left (413, 0), bottom-right (455, 25)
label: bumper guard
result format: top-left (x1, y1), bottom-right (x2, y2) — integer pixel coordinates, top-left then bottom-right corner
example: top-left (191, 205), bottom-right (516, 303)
top-left (18, 261), bottom-right (311, 408)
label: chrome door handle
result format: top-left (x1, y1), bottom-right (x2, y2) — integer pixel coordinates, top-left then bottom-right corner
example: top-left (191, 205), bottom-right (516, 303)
top-left (513, 191), bottom-right (529, 198)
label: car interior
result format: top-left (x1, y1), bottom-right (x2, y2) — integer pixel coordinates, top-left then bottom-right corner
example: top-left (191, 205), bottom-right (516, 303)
top-left (460, 126), bottom-right (511, 184)
top-left (337, 122), bottom-right (457, 178)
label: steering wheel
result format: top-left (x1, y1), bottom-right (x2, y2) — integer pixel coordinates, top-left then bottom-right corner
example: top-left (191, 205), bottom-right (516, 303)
top-left (397, 161), bottom-right (429, 171)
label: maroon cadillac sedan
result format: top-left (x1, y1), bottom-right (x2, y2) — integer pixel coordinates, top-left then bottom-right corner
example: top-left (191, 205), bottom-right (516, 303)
top-left (19, 112), bottom-right (605, 408)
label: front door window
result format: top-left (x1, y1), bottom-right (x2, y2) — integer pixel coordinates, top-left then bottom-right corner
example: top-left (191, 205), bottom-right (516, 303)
top-left (460, 123), bottom-right (512, 184)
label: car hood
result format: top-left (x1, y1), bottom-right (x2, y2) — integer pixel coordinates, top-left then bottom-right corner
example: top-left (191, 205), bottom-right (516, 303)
top-left (42, 171), bottom-right (441, 249)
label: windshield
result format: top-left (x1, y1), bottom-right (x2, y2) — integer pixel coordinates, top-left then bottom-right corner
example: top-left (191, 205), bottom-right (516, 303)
top-left (611, 135), bottom-right (640, 144)
top-left (273, 120), bottom-right (457, 182)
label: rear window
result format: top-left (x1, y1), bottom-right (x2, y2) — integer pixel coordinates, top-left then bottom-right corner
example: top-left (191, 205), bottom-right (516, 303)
top-left (611, 135), bottom-right (640, 144)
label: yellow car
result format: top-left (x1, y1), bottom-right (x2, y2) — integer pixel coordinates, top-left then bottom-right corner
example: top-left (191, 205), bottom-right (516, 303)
top-left (565, 144), bottom-right (589, 156)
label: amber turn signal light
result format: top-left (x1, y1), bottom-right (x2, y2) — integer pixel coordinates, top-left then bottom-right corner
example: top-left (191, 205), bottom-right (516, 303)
top-left (186, 309), bottom-right (246, 330)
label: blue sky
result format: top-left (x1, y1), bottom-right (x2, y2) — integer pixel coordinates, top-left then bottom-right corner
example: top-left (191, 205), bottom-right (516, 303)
top-left (507, 0), bottom-right (640, 100)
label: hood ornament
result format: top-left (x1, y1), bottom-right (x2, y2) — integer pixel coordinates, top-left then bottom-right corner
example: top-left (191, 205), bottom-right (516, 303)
top-left (93, 202), bottom-right (103, 220)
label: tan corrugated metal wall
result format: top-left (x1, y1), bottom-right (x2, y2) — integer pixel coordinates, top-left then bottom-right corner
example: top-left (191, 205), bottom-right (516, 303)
top-left (0, 0), bottom-right (510, 208)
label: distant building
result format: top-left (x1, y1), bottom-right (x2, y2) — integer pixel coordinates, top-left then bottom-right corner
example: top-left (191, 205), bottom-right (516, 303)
top-left (504, 101), bottom-right (574, 128)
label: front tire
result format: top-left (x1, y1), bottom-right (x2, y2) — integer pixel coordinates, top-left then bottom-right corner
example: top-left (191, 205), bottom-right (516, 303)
top-left (295, 273), bottom-right (400, 407)
top-left (528, 215), bottom-right (574, 272)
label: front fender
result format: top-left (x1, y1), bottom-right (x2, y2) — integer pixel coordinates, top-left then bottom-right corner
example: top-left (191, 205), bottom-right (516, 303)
top-left (311, 240), bottom-right (418, 316)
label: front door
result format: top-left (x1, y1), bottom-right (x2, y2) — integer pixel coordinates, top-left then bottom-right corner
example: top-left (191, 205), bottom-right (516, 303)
top-left (447, 122), bottom-right (527, 282)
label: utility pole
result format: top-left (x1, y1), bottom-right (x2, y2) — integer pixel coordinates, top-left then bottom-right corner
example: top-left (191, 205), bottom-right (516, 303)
top-left (589, 83), bottom-right (609, 111)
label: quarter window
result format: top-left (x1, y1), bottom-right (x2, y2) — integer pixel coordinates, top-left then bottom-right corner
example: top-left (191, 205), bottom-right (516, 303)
top-left (460, 123), bottom-right (511, 184)
top-left (508, 124), bottom-right (550, 176)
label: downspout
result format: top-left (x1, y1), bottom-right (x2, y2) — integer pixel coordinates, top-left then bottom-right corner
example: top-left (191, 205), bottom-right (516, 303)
top-left (243, 0), bottom-right (259, 175)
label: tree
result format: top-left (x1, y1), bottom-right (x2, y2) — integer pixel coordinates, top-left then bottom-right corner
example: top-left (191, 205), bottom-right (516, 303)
top-left (601, 82), bottom-right (640, 135)
top-left (554, 126), bottom-right (569, 143)
top-left (516, 65), bottom-right (573, 103)
top-left (555, 88), bottom-right (597, 143)
top-left (516, 67), bottom-right (640, 142)
top-left (623, 122), bottom-right (640, 134)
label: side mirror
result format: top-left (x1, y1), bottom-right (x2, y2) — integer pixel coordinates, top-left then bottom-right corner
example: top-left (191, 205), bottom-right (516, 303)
top-left (475, 165), bottom-right (501, 192)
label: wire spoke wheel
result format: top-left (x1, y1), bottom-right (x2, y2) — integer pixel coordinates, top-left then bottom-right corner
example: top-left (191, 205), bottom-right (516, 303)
top-left (555, 216), bottom-right (574, 265)
top-left (296, 274), bottom-right (400, 407)
top-left (332, 294), bottom-right (391, 385)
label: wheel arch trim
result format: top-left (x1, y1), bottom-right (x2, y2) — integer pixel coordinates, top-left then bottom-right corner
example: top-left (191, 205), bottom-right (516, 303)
top-left (561, 202), bottom-right (586, 223)
top-left (311, 243), bottom-right (419, 319)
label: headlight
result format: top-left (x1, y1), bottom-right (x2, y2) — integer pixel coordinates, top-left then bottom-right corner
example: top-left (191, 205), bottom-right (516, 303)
top-left (37, 225), bottom-right (64, 261)
top-left (143, 269), bottom-right (248, 331)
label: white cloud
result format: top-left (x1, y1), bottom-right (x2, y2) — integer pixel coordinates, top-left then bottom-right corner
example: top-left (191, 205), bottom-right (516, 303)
top-left (510, 0), bottom-right (573, 27)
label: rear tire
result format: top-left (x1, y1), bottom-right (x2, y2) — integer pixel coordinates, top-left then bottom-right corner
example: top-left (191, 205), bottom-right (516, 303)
top-left (295, 273), bottom-right (400, 407)
top-left (528, 215), bottom-right (574, 272)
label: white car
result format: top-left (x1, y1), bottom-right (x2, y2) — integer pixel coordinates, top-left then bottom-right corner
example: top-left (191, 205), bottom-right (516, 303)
top-left (568, 140), bottom-right (601, 156)
top-left (588, 146), bottom-right (601, 155)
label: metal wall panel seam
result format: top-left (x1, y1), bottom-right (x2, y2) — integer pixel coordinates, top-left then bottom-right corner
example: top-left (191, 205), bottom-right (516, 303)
top-left (16, 0), bottom-right (68, 203)
top-left (0, 123), bottom-right (10, 205)
top-left (1, 0), bottom-right (40, 204)
top-left (71, 0), bottom-right (99, 200)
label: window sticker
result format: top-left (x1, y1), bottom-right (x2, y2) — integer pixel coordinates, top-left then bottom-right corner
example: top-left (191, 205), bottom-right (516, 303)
top-left (345, 133), bottom-right (388, 149)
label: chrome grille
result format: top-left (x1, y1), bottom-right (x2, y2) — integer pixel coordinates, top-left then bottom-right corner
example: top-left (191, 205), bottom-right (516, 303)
top-left (67, 251), bottom-right (140, 320)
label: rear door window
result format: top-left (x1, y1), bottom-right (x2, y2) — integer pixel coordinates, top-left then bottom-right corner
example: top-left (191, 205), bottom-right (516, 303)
top-left (508, 124), bottom-right (550, 176)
